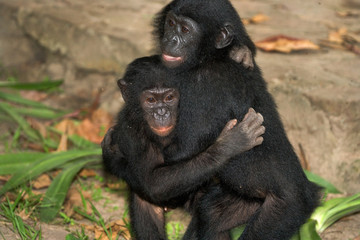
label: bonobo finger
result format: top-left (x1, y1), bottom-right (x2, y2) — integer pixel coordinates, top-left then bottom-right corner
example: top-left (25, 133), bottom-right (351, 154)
top-left (247, 112), bottom-right (264, 131)
top-left (242, 108), bottom-right (256, 122)
top-left (254, 126), bottom-right (266, 137)
top-left (224, 119), bottom-right (238, 131)
top-left (254, 136), bottom-right (264, 146)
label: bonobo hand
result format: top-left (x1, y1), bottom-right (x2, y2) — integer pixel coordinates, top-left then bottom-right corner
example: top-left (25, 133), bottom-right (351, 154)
top-left (229, 45), bottom-right (254, 70)
top-left (216, 108), bottom-right (265, 159)
top-left (101, 127), bottom-right (121, 158)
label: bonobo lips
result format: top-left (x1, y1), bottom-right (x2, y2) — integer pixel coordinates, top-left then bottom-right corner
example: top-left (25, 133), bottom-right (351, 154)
top-left (151, 125), bottom-right (174, 137)
top-left (162, 54), bottom-right (183, 62)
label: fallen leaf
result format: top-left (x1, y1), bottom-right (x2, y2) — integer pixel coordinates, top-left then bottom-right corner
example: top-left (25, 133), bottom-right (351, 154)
top-left (56, 133), bottom-right (68, 152)
top-left (55, 118), bottom-right (77, 135)
top-left (249, 13), bottom-right (269, 24)
top-left (255, 35), bottom-right (320, 53)
top-left (18, 209), bottom-right (32, 221)
top-left (76, 109), bottom-right (112, 144)
top-left (336, 10), bottom-right (360, 17)
top-left (94, 220), bottom-right (131, 240)
top-left (27, 117), bottom-right (47, 138)
top-left (0, 175), bottom-right (11, 182)
top-left (243, 13), bottom-right (269, 25)
top-left (64, 187), bottom-right (92, 219)
top-left (328, 27), bottom-right (347, 43)
top-left (32, 174), bottom-right (52, 189)
top-left (320, 28), bottom-right (360, 55)
top-left (79, 169), bottom-right (97, 178)
top-left (20, 91), bottom-right (48, 102)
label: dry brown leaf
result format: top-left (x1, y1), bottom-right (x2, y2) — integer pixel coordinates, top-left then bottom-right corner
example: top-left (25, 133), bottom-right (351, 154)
top-left (27, 117), bottom-right (47, 138)
top-left (90, 108), bottom-right (113, 127)
top-left (76, 109), bottom-right (112, 144)
top-left (56, 133), bottom-right (68, 152)
top-left (243, 13), bottom-right (269, 25)
top-left (336, 10), bottom-right (360, 17)
top-left (0, 175), bottom-right (11, 182)
top-left (79, 169), bottom-right (97, 178)
top-left (320, 28), bottom-right (360, 55)
top-left (255, 35), bottom-right (320, 53)
top-left (328, 27), bottom-right (348, 43)
top-left (64, 187), bottom-right (92, 218)
top-left (18, 209), bottom-right (32, 221)
top-left (94, 220), bottom-right (131, 240)
top-left (249, 13), bottom-right (269, 24)
top-left (32, 174), bottom-right (52, 189)
top-left (20, 91), bottom-right (48, 102)
top-left (55, 118), bottom-right (77, 135)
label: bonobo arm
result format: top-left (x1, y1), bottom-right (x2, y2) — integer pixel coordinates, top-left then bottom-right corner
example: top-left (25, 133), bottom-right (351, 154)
top-left (134, 108), bottom-right (265, 203)
top-left (230, 45), bottom-right (254, 70)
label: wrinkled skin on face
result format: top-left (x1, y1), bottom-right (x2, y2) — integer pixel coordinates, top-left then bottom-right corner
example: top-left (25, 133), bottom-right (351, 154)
top-left (140, 87), bottom-right (180, 137)
top-left (161, 11), bottom-right (202, 68)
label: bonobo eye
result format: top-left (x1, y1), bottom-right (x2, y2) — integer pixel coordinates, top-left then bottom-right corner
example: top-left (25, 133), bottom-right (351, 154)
top-left (165, 95), bottom-right (174, 102)
top-left (181, 26), bottom-right (189, 33)
top-left (146, 97), bottom-right (156, 104)
top-left (168, 19), bottom-right (175, 27)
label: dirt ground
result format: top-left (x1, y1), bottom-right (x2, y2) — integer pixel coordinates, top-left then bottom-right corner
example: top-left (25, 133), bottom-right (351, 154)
top-left (0, 0), bottom-right (359, 239)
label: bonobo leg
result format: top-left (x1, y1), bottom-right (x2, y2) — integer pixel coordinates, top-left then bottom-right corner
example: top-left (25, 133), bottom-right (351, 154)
top-left (239, 193), bottom-right (308, 240)
top-left (130, 193), bottom-right (166, 240)
top-left (229, 45), bottom-right (254, 70)
top-left (193, 185), bottom-right (261, 240)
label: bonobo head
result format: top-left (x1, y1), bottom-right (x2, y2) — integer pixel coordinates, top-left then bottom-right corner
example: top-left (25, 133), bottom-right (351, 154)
top-left (140, 87), bottom-right (179, 137)
top-left (154, 0), bottom-right (257, 69)
top-left (160, 10), bottom-right (234, 69)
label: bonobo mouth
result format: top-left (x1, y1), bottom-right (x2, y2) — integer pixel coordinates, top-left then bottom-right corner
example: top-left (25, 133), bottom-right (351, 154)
top-left (162, 53), bottom-right (183, 62)
top-left (151, 125), bottom-right (175, 137)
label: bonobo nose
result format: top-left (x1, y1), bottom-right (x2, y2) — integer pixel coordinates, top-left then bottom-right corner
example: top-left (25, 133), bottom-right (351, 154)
top-left (157, 108), bottom-right (166, 115)
top-left (171, 35), bottom-right (179, 43)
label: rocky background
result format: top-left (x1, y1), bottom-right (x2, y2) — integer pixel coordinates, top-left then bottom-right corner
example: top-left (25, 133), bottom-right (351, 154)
top-left (0, 0), bottom-right (359, 226)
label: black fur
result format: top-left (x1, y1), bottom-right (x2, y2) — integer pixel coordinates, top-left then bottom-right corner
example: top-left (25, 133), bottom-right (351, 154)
top-left (153, 0), bottom-right (322, 239)
top-left (103, 56), bottom-right (264, 239)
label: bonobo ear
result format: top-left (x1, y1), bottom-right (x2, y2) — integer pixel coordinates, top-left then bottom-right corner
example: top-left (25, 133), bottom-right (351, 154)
top-left (215, 23), bottom-right (234, 49)
top-left (117, 79), bottom-right (128, 102)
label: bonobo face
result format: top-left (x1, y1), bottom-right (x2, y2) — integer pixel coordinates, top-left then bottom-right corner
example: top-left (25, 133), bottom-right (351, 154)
top-left (161, 11), bottom-right (202, 68)
top-left (140, 87), bottom-right (179, 137)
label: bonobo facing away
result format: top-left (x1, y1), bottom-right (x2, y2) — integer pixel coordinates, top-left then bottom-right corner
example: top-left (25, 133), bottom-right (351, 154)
top-left (102, 57), bottom-right (265, 240)
top-left (150, 0), bottom-right (322, 239)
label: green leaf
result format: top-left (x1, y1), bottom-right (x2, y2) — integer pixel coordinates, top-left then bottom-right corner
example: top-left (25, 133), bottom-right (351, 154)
top-left (298, 219), bottom-right (321, 240)
top-left (316, 193), bottom-right (360, 232)
top-left (231, 225), bottom-right (245, 239)
top-left (14, 107), bottom-right (67, 119)
top-left (39, 158), bottom-right (97, 222)
top-left (0, 149), bottom-right (101, 195)
top-left (0, 91), bottom-right (52, 109)
top-left (0, 80), bottom-right (63, 90)
top-left (65, 234), bottom-right (81, 240)
top-left (304, 170), bottom-right (341, 194)
top-left (0, 152), bottom-right (47, 175)
top-left (0, 102), bottom-right (40, 141)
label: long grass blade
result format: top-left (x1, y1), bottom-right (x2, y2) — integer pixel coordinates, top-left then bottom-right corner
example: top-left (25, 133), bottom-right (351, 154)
top-left (39, 158), bottom-right (97, 222)
top-left (0, 152), bottom-right (47, 175)
top-left (0, 149), bottom-right (101, 195)
top-left (0, 102), bottom-right (40, 141)
top-left (0, 92), bottom-right (51, 109)
top-left (0, 80), bottom-right (63, 90)
top-left (304, 170), bottom-right (341, 194)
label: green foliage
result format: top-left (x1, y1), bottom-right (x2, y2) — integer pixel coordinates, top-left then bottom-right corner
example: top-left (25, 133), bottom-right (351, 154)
top-left (166, 222), bottom-right (185, 240)
top-left (0, 195), bottom-right (42, 240)
top-left (304, 169), bottom-right (341, 194)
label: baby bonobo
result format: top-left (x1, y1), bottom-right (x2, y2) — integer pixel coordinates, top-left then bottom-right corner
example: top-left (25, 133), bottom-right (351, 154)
top-left (102, 57), bottom-right (265, 240)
